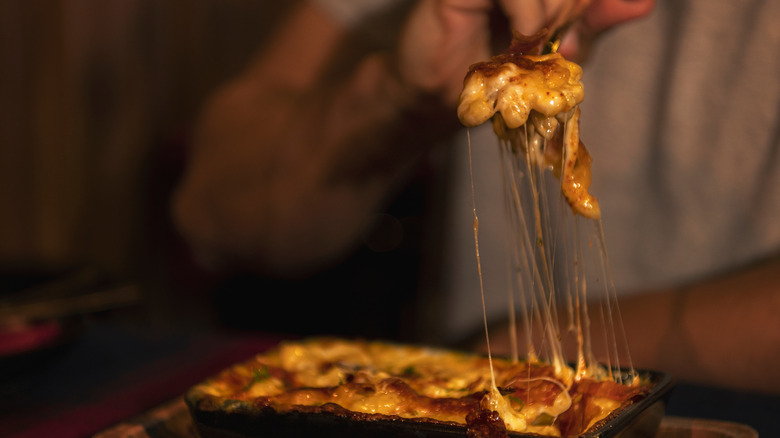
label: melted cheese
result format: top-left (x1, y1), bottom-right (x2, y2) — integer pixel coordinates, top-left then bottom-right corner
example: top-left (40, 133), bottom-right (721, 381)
top-left (191, 338), bottom-right (644, 436)
top-left (484, 387), bottom-right (529, 432)
top-left (454, 38), bottom-right (646, 435)
top-left (190, 40), bottom-right (645, 438)
top-left (458, 53), bottom-right (584, 129)
top-left (458, 51), bottom-right (599, 219)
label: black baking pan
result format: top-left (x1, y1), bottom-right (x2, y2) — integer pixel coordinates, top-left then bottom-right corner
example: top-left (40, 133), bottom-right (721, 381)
top-left (186, 368), bottom-right (674, 437)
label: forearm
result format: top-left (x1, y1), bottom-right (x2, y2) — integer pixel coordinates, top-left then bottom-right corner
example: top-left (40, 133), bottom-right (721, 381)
top-left (172, 2), bottom-right (457, 275)
top-left (170, 0), bottom-right (641, 275)
top-left (610, 257), bottom-right (780, 394)
top-left (485, 257), bottom-right (780, 394)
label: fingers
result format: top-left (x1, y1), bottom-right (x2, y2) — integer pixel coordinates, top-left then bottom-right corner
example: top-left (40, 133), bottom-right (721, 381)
top-left (397, 0), bottom-right (654, 105)
top-left (544, 0), bottom-right (592, 34)
top-left (439, 0), bottom-right (494, 12)
top-left (498, 0), bottom-right (593, 38)
top-left (558, 0), bottom-right (654, 61)
top-left (397, 0), bottom-right (495, 103)
top-left (581, 0), bottom-right (655, 32)
top-left (499, 0), bottom-right (546, 35)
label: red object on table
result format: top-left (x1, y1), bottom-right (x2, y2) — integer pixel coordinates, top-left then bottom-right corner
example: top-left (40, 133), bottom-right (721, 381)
top-left (4, 330), bottom-right (287, 438)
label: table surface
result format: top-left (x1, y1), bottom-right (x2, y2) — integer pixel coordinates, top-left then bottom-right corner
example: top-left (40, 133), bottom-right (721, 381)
top-left (91, 398), bottom-right (759, 438)
top-left (0, 321), bottom-right (775, 437)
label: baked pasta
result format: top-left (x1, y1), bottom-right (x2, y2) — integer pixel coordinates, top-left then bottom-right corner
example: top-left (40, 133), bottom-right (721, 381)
top-left (186, 338), bottom-right (665, 437)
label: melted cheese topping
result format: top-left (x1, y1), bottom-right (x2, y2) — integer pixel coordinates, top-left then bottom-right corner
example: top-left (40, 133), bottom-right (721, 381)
top-left (458, 53), bottom-right (583, 130)
top-left (453, 39), bottom-right (645, 436)
top-left (191, 338), bottom-right (648, 437)
top-left (458, 51), bottom-right (600, 219)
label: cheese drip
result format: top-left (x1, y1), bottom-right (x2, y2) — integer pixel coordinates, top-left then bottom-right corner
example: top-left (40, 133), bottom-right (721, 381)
top-left (459, 45), bottom-right (639, 434)
top-left (459, 52), bottom-right (599, 219)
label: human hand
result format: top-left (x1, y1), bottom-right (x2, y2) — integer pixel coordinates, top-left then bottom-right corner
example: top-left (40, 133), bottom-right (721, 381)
top-left (557, 0), bottom-right (655, 62)
top-left (396, 0), bottom-right (653, 105)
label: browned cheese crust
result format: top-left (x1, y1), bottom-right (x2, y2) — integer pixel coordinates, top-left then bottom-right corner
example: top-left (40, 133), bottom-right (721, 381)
top-left (457, 42), bottom-right (600, 219)
top-left (187, 339), bottom-right (650, 437)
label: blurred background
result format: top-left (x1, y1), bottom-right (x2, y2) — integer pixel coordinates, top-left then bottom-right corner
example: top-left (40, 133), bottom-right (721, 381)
top-left (3, 2), bottom-right (779, 437)
top-left (1, 0), bottom-right (283, 318)
top-left (2, 0), bottom-right (289, 274)
top-left (0, 3), bottom-right (329, 435)
top-left (0, 0), bottom-right (436, 344)
top-left (1, 6), bottom-right (441, 433)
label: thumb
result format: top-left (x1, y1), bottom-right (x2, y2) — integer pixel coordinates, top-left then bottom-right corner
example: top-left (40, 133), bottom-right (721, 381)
top-left (499, 0), bottom-right (546, 35)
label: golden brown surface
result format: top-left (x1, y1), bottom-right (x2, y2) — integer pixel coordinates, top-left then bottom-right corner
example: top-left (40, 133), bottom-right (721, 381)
top-left (457, 45), bottom-right (599, 219)
top-left (458, 52), bottom-right (584, 129)
top-left (188, 338), bottom-right (650, 437)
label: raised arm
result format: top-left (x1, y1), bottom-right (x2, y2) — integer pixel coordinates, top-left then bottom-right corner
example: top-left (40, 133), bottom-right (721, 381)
top-left (171, 0), bottom-right (653, 277)
top-left (172, 1), bottom-right (449, 276)
top-left (171, 0), bottom-right (545, 276)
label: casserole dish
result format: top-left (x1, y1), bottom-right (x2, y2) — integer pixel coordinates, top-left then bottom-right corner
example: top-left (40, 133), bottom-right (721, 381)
top-left (185, 338), bottom-right (674, 437)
